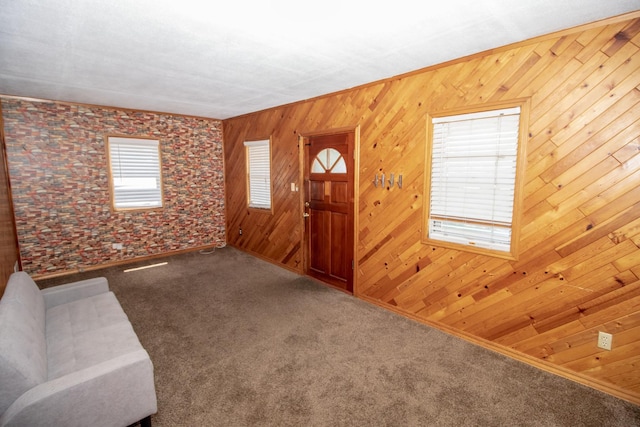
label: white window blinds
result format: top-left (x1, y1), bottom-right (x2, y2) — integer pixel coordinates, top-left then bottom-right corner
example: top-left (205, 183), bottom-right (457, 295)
top-left (108, 137), bottom-right (163, 210)
top-left (244, 139), bottom-right (271, 209)
top-left (428, 107), bottom-right (521, 252)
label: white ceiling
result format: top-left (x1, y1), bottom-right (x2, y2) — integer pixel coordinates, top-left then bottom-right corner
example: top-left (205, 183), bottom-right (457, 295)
top-left (1, 1), bottom-right (638, 120)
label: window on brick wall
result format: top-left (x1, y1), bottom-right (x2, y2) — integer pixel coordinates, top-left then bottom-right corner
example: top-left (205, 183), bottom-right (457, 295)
top-left (107, 136), bottom-right (163, 210)
top-left (423, 101), bottom-right (528, 259)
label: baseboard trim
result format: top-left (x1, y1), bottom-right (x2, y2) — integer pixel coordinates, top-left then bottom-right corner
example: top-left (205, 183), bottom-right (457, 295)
top-left (31, 243), bottom-right (223, 281)
top-left (226, 245), bottom-right (640, 404)
top-left (32, 244), bottom-right (639, 405)
top-left (358, 294), bottom-right (640, 406)
top-left (226, 243), bottom-right (303, 275)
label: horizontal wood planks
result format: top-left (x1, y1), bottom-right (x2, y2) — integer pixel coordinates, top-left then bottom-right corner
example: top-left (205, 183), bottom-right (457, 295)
top-left (224, 13), bottom-right (640, 403)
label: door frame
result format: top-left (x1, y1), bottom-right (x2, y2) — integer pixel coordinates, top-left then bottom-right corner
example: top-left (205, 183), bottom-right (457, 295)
top-left (298, 126), bottom-right (360, 295)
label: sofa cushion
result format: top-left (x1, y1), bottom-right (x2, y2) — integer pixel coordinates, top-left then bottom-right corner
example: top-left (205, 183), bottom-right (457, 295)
top-left (46, 292), bottom-right (144, 380)
top-left (0, 272), bottom-right (48, 415)
top-left (2, 272), bottom-right (45, 330)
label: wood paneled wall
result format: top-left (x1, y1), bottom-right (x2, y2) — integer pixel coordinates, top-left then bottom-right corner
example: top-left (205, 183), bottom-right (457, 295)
top-left (0, 104), bottom-right (20, 296)
top-left (223, 13), bottom-right (640, 403)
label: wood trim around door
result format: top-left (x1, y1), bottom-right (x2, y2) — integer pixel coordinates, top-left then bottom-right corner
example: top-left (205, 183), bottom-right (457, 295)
top-left (299, 127), bottom-right (359, 294)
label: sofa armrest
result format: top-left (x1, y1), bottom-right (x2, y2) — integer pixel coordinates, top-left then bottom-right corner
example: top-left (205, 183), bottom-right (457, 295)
top-left (0, 350), bottom-right (157, 427)
top-left (41, 278), bottom-right (109, 309)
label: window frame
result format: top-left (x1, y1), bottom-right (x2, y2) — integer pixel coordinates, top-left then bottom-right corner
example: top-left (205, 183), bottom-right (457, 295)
top-left (244, 137), bottom-right (273, 212)
top-left (422, 99), bottom-right (529, 260)
top-left (106, 135), bottom-right (164, 212)
top-left (311, 147), bottom-right (348, 174)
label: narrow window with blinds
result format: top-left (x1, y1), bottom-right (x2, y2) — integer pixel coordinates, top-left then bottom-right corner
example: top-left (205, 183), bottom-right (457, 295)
top-left (107, 136), bottom-right (163, 210)
top-left (244, 139), bottom-right (272, 210)
top-left (424, 104), bottom-right (525, 257)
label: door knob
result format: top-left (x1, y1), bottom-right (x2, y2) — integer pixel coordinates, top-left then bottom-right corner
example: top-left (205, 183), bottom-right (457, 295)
top-left (305, 201), bottom-right (310, 207)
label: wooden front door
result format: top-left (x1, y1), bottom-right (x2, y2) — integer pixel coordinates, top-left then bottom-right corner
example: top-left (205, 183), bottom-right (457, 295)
top-left (304, 132), bottom-right (354, 293)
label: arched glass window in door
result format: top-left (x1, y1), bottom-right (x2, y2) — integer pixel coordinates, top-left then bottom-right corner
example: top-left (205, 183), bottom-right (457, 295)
top-left (311, 148), bottom-right (347, 173)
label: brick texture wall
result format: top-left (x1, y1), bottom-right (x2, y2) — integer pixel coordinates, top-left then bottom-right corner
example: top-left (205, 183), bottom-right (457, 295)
top-left (1, 98), bottom-right (226, 276)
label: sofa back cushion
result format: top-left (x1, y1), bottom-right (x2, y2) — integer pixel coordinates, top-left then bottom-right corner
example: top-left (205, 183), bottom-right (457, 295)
top-left (0, 272), bottom-right (47, 415)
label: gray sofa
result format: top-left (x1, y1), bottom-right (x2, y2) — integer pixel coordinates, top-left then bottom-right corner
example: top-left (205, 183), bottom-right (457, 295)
top-left (0, 272), bottom-right (157, 427)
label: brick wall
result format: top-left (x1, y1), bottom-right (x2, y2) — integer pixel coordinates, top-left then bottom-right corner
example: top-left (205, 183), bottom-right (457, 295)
top-left (1, 98), bottom-right (226, 276)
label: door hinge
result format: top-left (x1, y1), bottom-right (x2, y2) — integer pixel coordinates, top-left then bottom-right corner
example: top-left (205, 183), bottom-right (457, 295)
top-left (352, 259), bottom-right (355, 270)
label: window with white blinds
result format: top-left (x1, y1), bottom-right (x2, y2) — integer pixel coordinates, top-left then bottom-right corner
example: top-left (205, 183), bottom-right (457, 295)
top-left (427, 106), bottom-right (522, 254)
top-left (107, 137), bottom-right (163, 210)
top-left (244, 139), bottom-right (272, 210)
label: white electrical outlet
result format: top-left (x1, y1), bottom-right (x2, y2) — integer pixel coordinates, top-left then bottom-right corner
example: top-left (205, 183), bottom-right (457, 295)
top-left (597, 331), bottom-right (613, 351)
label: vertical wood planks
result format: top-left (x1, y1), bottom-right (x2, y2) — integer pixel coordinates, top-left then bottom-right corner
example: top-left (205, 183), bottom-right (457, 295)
top-left (0, 103), bottom-right (20, 295)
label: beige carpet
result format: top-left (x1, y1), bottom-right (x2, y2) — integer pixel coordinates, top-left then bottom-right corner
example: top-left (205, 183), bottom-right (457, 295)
top-left (39, 247), bottom-right (640, 426)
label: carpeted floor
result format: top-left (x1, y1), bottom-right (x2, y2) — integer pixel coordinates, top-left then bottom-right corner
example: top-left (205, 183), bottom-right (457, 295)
top-left (39, 247), bottom-right (640, 426)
